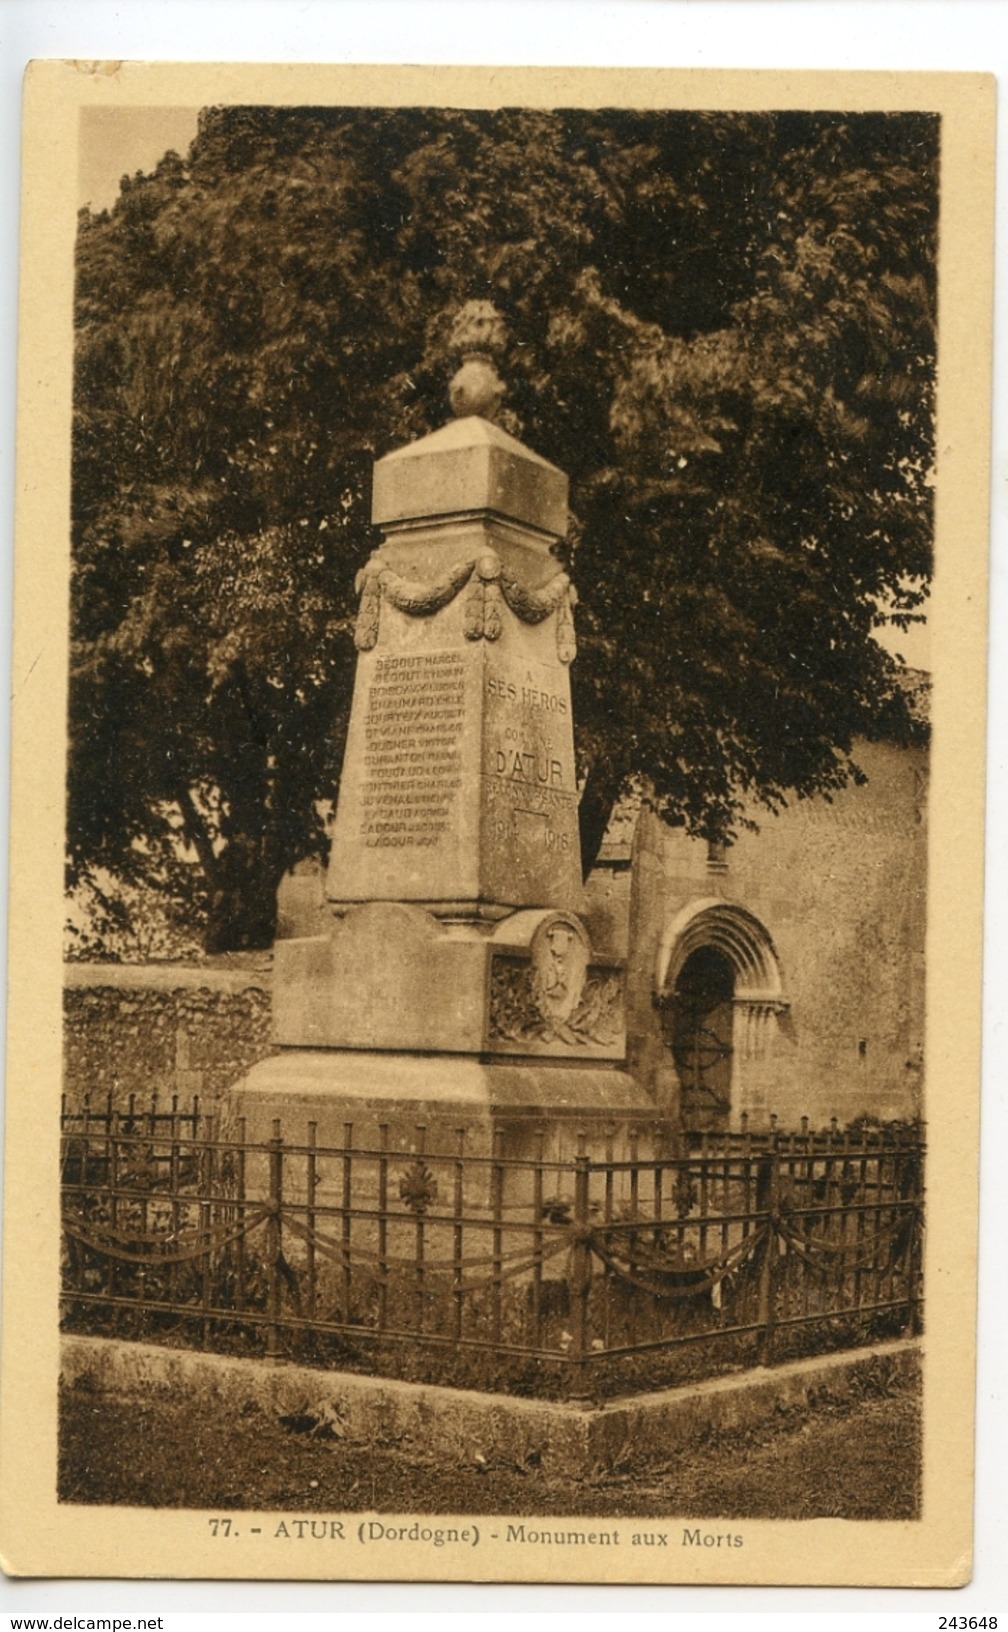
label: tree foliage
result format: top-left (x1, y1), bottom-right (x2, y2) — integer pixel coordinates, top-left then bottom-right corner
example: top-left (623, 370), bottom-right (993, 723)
top-left (70, 106), bottom-right (936, 950)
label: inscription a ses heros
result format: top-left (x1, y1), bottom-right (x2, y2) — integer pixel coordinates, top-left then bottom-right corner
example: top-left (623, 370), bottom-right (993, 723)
top-left (485, 675), bottom-right (568, 713)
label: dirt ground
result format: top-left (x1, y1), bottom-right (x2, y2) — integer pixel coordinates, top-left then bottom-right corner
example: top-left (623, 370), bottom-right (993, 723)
top-left (59, 1370), bottom-right (921, 1520)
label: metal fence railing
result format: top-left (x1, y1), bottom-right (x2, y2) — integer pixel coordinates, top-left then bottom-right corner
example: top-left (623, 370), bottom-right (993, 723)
top-left (60, 1094), bottom-right (924, 1399)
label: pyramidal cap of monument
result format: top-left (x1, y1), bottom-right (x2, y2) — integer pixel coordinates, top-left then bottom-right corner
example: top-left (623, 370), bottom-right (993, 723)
top-left (266, 305), bottom-right (648, 1113)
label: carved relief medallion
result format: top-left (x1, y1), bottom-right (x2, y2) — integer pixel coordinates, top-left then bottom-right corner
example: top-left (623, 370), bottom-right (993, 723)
top-left (487, 912), bottom-right (624, 1053)
top-left (530, 914), bottom-right (589, 1025)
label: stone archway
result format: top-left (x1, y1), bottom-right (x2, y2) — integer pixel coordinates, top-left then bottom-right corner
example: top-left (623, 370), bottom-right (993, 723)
top-left (655, 898), bottom-right (789, 1128)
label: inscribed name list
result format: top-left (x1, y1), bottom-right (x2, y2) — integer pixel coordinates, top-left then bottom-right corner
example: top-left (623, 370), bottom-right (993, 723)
top-left (326, 642), bottom-right (482, 906)
top-left (361, 650), bottom-right (465, 850)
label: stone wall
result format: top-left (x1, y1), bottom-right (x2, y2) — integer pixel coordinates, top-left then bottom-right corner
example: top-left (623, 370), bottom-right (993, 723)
top-left (63, 961), bottom-right (276, 1112)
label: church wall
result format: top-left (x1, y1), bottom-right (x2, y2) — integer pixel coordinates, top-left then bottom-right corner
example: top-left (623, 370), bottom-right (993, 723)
top-left (619, 738), bottom-right (927, 1131)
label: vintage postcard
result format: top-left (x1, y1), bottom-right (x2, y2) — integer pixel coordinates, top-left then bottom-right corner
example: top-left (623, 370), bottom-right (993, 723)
top-left (0, 60), bottom-right (993, 1586)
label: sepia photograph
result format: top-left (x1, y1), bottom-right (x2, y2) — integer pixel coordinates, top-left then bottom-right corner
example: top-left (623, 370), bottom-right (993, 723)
top-left (0, 59), bottom-right (994, 1589)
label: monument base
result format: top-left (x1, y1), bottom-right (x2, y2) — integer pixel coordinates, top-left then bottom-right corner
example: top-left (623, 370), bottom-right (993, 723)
top-left (232, 1047), bottom-right (656, 1135)
top-left (227, 1050), bottom-right (669, 1208)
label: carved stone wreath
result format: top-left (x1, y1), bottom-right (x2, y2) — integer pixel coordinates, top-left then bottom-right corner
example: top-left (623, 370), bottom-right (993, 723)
top-left (489, 957), bottom-right (623, 1049)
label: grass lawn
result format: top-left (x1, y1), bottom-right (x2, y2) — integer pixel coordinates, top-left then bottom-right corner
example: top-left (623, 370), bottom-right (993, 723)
top-left (59, 1368), bottom-right (920, 1521)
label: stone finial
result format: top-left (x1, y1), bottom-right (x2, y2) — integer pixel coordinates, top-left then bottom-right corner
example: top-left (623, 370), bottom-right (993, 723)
top-left (448, 300), bottom-right (506, 422)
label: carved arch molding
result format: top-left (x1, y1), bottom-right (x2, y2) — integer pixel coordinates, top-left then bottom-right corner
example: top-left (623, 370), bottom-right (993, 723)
top-left (655, 897), bottom-right (789, 1062)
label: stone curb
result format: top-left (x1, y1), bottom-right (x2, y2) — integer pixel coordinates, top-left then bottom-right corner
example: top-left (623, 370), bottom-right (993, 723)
top-left (61, 1334), bottom-right (920, 1478)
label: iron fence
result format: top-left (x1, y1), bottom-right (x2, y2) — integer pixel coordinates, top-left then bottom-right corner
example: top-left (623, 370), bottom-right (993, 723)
top-left (60, 1094), bottom-right (924, 1399)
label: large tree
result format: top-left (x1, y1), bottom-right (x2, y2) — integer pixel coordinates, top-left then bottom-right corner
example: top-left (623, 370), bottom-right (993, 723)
top-left (69, 106), bottom-right (936, 952)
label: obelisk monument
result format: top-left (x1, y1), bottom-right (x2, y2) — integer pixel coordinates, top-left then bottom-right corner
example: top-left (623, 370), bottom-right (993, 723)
top-left (233, 305), bottom-right (655, 1149)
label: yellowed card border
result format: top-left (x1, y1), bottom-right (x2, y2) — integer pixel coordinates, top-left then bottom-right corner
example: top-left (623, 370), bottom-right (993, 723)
top-left (0, 60), bottom-right (994, 1586)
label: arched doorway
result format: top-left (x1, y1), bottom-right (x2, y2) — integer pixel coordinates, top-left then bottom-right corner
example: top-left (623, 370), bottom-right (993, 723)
top-left (668, 946), bottom-right (734, 1130)
top-left (655, 898), bottom-right (789, 1131)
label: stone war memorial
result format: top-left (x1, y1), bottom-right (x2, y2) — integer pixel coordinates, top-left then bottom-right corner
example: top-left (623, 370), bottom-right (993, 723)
top-left (233, 308), bottom-right (658, 1168)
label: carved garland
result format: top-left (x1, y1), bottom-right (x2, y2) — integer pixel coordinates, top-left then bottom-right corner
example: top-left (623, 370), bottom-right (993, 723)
top-left (354, 550), bottom-right (577, 663)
